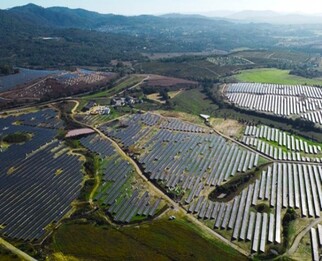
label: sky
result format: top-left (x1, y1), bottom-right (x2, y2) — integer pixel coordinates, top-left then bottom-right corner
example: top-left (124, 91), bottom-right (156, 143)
top-left (1, 0), bottom-right (322, 15)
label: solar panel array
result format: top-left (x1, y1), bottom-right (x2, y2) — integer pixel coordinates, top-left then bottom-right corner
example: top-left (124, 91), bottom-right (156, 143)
top-left (310, 225), bottom-right (322, 261)
top-left (139, 130), bottom-right (259, 203)
top-left (159, 118), bottom-right (206, 133)
top-left (100, 114), bottom-right (152, 148)
top-left (79, 133), bottom-right (163, 223)
top-left (14, 108), bottom-right (64, 129)
top-left (0, 109), bottom-right (83, 241)
top-left (80, 134), bottom-right (116, 157)
top-left (190, 162), bottom-right (322, 253)
top-left (100, 113), bottom-right (208, 148)
top-left (226, 83), bottom-right (322, 124)
top-left (0, 142), bottom-right (83, 241)
top-left (242, 125), bottom-right (322, 162)
top-left (0, 115), bottom-right (58, 174)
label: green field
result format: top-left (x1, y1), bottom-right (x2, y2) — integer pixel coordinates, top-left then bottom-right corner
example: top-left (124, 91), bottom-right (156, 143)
top-left (172, 88), bottom-right (219, 115)
top-left (51, 218), bottom-right (245, 261)
top-left (234, 68), bottom-right (322, 85)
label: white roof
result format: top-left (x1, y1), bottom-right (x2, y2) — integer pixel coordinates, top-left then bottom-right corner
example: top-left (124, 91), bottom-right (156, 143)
top-left (200, 114), bottom-right (210, 120)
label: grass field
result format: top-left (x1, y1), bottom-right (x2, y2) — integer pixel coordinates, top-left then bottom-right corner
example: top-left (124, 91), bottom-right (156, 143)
top-left (233, 68), bottom-right (322, 85)
top-left (171, 88), bottom-right (219, 115)
top-left (210, 118), bottom-right (244, 138)
top-left (50, 218), bottom-right (245, 261)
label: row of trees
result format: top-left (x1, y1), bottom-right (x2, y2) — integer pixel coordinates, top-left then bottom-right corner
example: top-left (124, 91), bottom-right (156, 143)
top-left (290, 67), bottom-right (322, 79)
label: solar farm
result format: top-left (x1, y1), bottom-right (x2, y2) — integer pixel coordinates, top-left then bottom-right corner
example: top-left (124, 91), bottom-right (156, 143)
top-left (88, 111), bottom-right (322, 259)
top-left (225, 83), bottom-right (322, 125)
top-left (2, 92), bottom-right (322, 260)
top-left (0, 108), bottom-right (84, 241)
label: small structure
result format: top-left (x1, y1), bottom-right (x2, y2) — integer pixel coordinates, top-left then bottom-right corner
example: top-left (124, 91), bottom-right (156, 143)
top-left (200, 114), bottom-right (210, 122)
top-left (125, 96), bottom-right (135, 105)
top-left (111, 96), bottom-right (140, 107)
top-left (65, 128), bottom-right (95, 138)
top-left (90, 106), bottom-right (111, 115)
top-left (111, 97), bottom-right (126, 107)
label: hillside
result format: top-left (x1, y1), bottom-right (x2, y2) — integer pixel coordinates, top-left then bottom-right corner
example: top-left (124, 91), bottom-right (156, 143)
top-left (0, 7), bottom-right (145, 67)
top-left (8, 3), bottom-right (109, 29)
top-left (1, 4), bottom-right (322, 68)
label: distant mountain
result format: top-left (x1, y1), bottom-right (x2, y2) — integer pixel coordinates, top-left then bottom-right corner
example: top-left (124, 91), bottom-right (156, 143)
top-left (226, 10), bottom-right (322, 24)
top-left (8, 3), bottom-right (110, 29)
top-left (160, 13), bottom-right (210, 19)
top-left (229, 10), bottom-right (281, 20)
top-left (0, 4), bottom-right (148, 67)
top-left (1, 4), bottom-right (322, 68)
top-left (0, 8), bottom-right (43, 36)
top-left (6, 5), bottom-right (322, 27)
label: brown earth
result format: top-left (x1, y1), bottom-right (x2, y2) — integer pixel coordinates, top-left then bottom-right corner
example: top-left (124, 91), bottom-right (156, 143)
top-left (142, 74), bottom-right (198, 88)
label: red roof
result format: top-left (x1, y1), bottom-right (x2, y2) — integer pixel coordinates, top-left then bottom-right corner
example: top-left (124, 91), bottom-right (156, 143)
top-left (66, 128), bottom-right (95, 138)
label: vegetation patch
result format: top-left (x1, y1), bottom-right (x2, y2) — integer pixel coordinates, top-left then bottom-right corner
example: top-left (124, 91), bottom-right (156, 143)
top-left (210, 117), bottom-right (244, 138)
top-left (209, 172), bottom-right (257, 202)
top-left (2, 132), bottom-right (31, 144)
top-left (282, 208), bottom-right (298, 250)
top-left (171, 88), bottom-right (219, 115)
top-left (55, 169), bottom-right (63, 176)
top-left (51, 217), bottom-right (245, 261)
top-left (232, 68), bottom-right (322, 85)
top-left (254, 203), bottom-right (270, 213)
top-left (0, 246), bottom-right (19, 261)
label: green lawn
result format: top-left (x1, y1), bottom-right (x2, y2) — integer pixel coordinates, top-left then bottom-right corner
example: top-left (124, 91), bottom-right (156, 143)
top-left (172, 88), bottom-right (219, 115)
top-left (234, 68), bottom-right (322, 85)
top-left (51, 218), bottom-right (245, 261)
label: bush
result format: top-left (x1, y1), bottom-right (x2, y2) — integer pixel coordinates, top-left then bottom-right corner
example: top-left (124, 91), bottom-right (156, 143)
top-left (255, 203), bottom-right (270, 213)
top-left (3, 132), bottom-right (30, 143)
top-left (282, 208), bottom-right (297, 249)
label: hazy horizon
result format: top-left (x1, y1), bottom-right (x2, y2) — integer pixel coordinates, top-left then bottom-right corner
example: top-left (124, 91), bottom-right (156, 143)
top-left (2, 0), bottom-right (322, 16)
